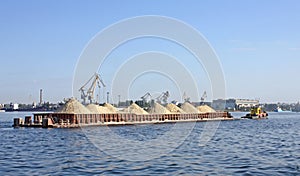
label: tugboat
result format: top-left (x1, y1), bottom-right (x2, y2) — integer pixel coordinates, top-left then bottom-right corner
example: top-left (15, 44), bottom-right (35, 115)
top-left (241, 107), bottom-right (268, 119)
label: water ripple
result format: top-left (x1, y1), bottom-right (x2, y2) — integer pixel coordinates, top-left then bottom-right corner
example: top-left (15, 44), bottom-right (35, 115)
top-left (0, 112), bottom-right (299, 175)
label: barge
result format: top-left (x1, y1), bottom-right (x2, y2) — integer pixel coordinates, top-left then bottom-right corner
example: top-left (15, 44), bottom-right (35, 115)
top-left (12, 98), bottom-right (234, 128)
top-left (13, 111), bottom-right (234, 128)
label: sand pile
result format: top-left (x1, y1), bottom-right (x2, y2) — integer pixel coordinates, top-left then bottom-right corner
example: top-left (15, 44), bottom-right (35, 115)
top-left (197, 105), bottom-right (216, 113)
top-left (166, 103), bottom-right (185, 113)
top-left (180, 102), bottom-right (199, 113)
top-left (86, 104), bottom-right (111, 114)
top-left (149, 102), bottom-right (171, 114)
top-left (98, 106), bottom-right (113, 113)
top-left (121, 103), bottom-right (149, 114)
top-left (103, 103), bottom-right (117, 113)
top-left (58, 98), bottom-right (91, 114)
top-left (86, 104), bottom-right (99, 113)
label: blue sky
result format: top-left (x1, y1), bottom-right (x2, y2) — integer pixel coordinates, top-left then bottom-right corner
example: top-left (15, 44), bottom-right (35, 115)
top-left (1, 0), bottom-right (300, 104)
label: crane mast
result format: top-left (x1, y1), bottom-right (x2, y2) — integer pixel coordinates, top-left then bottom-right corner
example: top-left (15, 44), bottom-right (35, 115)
top-left (200, 91), bottom-right (207, 105)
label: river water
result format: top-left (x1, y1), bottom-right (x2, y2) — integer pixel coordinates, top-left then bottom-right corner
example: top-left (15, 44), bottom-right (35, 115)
top-left (0, 112), bottom-right (299, 175)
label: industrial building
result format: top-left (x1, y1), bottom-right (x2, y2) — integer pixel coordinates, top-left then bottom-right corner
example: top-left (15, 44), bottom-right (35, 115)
top-left (212, 98), bottom-right (259, 111)
top-left (235, 99), bottom-right (259, 108)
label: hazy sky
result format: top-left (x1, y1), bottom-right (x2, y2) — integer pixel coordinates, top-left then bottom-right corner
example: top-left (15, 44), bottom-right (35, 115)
top-left (1, 0), bottom-right (300, 104)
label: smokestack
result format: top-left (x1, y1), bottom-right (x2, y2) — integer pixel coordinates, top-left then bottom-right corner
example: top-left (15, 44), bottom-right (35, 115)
top-left (40, 89), bottom-right (43, 105)
top-left (106, 92), bottom-right (109, 103)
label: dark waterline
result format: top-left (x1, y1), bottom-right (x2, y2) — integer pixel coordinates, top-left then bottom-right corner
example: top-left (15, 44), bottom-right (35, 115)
top-left (0, 112), bottom-right (299, 175)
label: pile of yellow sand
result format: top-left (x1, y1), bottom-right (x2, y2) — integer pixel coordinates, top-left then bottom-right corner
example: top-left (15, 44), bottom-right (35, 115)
top-left (149, 102), bottom-right (171, 114)
top-left (121, 103), bottom-right (149, 114)
top-left (98, 106), bottom-right (113, 113)
top-left (86, 104), bottom-right (112, 114)
top-left (180, 102), bottom-right (199, 113)
top-left (86, 104), bottom-right (99, 113)
top-left (103, 103), bottom-right (117, 113)
top-left (58, 98), bottom-right (91, 114)
top-left (166, 103), bottom-right (185, 113)
top-left (197, 105), bottom-right (216, 113)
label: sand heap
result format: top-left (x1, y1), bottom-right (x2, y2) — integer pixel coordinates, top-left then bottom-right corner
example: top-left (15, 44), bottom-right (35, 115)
top-left (103, 103), bottom-right (117, 113)
top-left (121, 103), bottom-right (149, 114)
top-left (166, 103), bottom-right (185, 113)
top-left (197, 105), bottom-right (216, 113)
top-left (86, 104), bottom-right (112, 114)
top-left (149, 102), bottom-right (171, 114)
top-left (86, 104), bottom-right (99, 113)
top-left (180, 102), bottom-right (199, 113)
top-left (98, 106), bottom-right (113, 113)
top-left (58, 98), bottom-right (91, 114)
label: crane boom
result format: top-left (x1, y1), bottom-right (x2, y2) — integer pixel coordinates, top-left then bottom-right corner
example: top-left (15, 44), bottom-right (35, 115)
top-left (200, 91), bottom-right (207, 104)
top-left (156, 91), bottom-right (170, 104)
top-left (141, 92), bottom-right (152, 103)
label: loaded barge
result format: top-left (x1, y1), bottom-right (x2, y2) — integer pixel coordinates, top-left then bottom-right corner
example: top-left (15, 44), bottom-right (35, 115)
top-left (12, 98), bottom-right (234, 128)
top-left (13, 111), bottom-right (233, 128)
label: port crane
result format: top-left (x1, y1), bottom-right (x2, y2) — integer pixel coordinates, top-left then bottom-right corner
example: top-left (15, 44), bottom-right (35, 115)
top-left (79, 73), bottom-right (106, 104)
top-left (141, 92), bottom-right (152, 103)
top-left (156, 91), bottom-right (170, 104)
top-left (182, 92), bottom-right (191, 102)
top-left (200, 91), bottom-right (207, 104)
